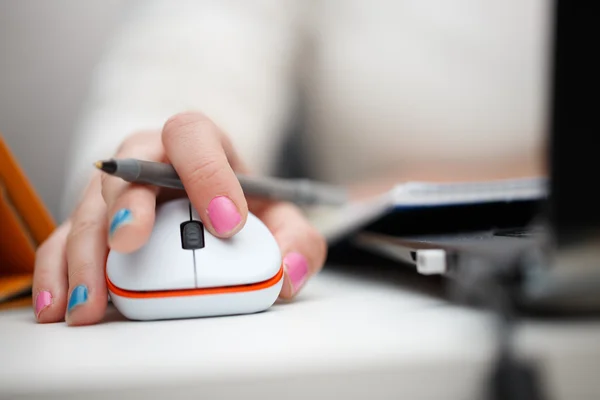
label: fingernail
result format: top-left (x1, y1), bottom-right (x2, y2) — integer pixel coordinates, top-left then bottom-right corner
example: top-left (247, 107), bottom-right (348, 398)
top-left (67, 285), bottom-right (88, 313)
top-left (283, 252), bottom-right (309, 294)
top-left (207, 196), bottom-right (241, 235)
top-left (35, 291), bottom-right (52, 318)
top-left (109, 208), bottom-right (132, 236)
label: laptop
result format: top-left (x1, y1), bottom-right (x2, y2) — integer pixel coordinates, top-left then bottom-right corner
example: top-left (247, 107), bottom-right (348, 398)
top-left (352, 1), bottom-right (600, 314)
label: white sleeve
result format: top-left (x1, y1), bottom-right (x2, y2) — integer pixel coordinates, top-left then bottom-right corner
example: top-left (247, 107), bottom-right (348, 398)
top-left (59, 0), bottom-right (303, 221)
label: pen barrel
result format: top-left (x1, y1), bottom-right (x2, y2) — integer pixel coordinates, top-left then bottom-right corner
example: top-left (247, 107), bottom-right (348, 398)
top-left (115, 159), bottom-right (346, 206)
top-left (237, 176), bottom-right (346, 206)
top-left (237, 176), bottom-right (304, 204)
top-left (119, 159), bottom-right (184, 190)
top-left (138, 161), bottom-right (184, 189)
top-left (294, 179), bottom-right (348, 206)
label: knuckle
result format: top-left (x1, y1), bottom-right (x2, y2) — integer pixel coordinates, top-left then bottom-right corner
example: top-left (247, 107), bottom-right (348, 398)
top-left (35, 239), bottom-right (53, 261)
top-left (162, 111), bottom-right (212, 143)
top-left (128, 130), bottom-right (158, 143)
top-left (186, 156), bottom-right (226, 187)
top-left (115, 131), bottom-right (164, 162)
top-left (67, 218), bottom-right (102, 244)
top-left (68, 260), bottom-right (97, 283)
top-left (117, 130), bottom-right (155, 153)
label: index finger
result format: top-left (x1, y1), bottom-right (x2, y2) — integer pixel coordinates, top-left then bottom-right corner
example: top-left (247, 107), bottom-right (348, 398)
top-left (100, 131), bottom-right (164, 253)
top-left (161, 111), bottom-right (248, 238)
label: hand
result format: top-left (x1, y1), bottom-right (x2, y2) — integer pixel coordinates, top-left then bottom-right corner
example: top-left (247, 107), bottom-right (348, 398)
top-left (32, 111), bottom-right (327, 326)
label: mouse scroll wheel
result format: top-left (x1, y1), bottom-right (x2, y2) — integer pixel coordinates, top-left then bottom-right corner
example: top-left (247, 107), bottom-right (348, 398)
top-left (180, 220), bottom-right (205, 250)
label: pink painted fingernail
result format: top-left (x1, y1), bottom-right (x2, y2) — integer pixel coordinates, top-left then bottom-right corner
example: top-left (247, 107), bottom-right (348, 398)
top-left (207, 196), bottom-right (242, 235)
top-left (283, 252), bottom-right (309, 294)
top-left (35, 291), bottom-right (52, 318)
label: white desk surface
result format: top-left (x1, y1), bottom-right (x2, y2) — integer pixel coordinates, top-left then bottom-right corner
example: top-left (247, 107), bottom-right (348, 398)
top-left (1, 264), bottom-right (600, 400)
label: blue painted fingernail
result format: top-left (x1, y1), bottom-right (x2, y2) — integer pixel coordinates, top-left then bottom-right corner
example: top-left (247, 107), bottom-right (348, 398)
top-left (109, 208), bottom-right (132, 236)
top-left (67, 285), bottom-right (88, 313)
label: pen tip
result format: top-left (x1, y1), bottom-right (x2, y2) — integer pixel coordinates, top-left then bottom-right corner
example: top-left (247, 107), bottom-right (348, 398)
top-left (94, 159), bottom-right (117, 174)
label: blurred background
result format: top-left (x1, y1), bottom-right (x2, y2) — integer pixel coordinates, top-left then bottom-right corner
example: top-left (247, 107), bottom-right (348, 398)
top-left (0, 0), bottom-right (124, 219)
top-left (1, 1), bottom-right (550, 221)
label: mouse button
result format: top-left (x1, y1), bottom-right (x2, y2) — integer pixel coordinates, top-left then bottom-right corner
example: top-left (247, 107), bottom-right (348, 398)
top-left (194, 213), bottom-right (282, 288)
top-left (160, 197), bottom-right (192, 219)
top-left (106, 245), bottom-right (196, 292)
top-left (105, 198), bottom-right (197, 291)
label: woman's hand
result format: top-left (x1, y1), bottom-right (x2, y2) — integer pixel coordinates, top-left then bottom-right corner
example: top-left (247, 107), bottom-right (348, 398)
top-left (32, 111), bottom-right (327, 326)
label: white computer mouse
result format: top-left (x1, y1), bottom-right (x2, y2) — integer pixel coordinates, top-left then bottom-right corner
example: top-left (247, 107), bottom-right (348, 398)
top-left (105, 197), bottom-right (283, 320)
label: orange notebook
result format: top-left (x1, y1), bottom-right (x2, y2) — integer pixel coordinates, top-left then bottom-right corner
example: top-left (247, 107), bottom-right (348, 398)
top-left (0, 133), bottom-right (56, 310)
